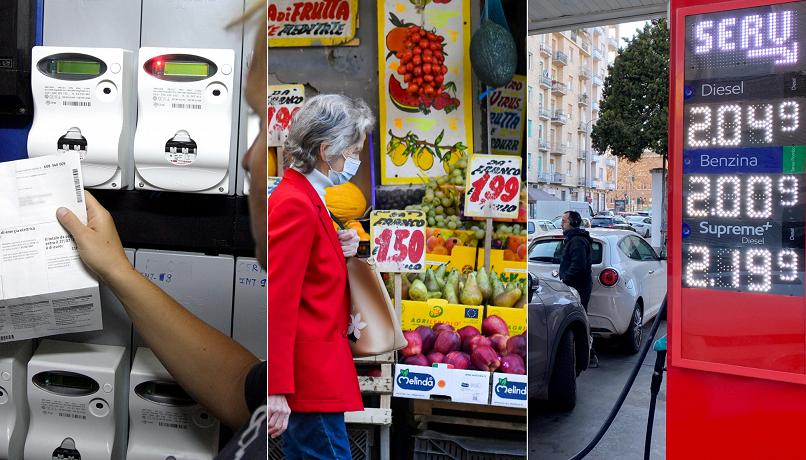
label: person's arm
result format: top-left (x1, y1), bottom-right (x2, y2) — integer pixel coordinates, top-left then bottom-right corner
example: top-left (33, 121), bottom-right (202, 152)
top-left (56, 193), bottom-right (259, 430)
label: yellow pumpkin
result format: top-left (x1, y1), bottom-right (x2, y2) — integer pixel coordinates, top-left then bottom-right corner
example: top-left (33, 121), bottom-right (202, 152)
top-left (325, 182), bottom-right (367, 222)
top-left (268, 147), bottom-right (278, 177)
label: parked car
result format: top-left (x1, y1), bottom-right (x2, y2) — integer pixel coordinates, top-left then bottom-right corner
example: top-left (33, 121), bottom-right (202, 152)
top-left (551, 216), bottom-right (591, 230)
top-left (528, 219), bottom-right (557, 240)
top-left (527, 272), bottom-right (589, 410)
top-left (590, 215), bottom-right (636, 233)
top-left (528, 229), bottom-right (667, 354)
top-left (625, 216), bottom-right (652, 238)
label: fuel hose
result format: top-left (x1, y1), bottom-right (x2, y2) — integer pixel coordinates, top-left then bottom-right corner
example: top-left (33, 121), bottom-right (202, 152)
top-left (568, 298), bottom-right (667, 460)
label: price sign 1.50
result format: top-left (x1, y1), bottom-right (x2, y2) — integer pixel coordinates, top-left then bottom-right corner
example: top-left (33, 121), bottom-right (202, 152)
top-left (370, 210), bottom-right (426, 273)
top-left (464, 154), bottom-right (522, 219)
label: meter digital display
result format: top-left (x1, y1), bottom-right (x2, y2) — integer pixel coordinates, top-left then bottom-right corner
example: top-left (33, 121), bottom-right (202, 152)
top-left (163, 62), bottom-right (209, 77)
top-left (56, 60), bottom-right (101, 75)
top-left (683, 3), bottom-right (806, 296)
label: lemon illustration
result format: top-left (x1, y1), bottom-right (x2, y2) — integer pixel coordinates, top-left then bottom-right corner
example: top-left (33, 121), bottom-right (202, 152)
top-left (414, 147), bottom-right (434, 171)
top-left (388, 141), bottom-right (407, 166)
top-left (442, 148), bottom-right (464, 173)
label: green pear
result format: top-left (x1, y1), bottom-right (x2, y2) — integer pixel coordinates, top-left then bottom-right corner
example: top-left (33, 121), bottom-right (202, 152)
top-left (425, 269), bottom-right (441, 292)
top-left (460, 272), bottom-right (484, 306)
top-left (477, 267), bottom-right (492, 303)
top-left (491, 271), bottom-right (506, 299)
top-left (409, 279), bottom-right (428, 301)
top-left (494, 286), bottom-right (522, 308)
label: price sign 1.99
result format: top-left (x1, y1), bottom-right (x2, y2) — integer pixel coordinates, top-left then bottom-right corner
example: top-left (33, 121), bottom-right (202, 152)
top-left (463, 154), bottom-right (522, 219)
top-left (370, 210), bottom-right (427, 273)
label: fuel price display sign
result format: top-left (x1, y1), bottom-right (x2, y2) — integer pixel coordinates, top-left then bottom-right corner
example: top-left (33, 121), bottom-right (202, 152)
top-left (682, 3), bottom-right (806, 296)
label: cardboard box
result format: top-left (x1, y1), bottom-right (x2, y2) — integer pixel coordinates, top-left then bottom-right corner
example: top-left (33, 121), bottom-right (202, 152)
top-left (393, 364), bottom-right (491, 405)
top-left (490, 373), bottom-right (528, 408)
top-left (477, 249), bottom-right (527, 281)
top-left (426, 245), bottom-right (477, 273)
top-left (486, 306), bottom-right (527, 336)
top-left (401, 299), bottom-right (483, 331)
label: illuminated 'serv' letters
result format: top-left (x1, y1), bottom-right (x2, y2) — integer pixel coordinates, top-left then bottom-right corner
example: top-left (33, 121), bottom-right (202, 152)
top-left (694, 10), bottom-right (798, 64)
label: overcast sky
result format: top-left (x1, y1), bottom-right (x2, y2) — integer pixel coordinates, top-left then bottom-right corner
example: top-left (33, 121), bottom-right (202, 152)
top-left (619, 20), bottom-right (651, 42)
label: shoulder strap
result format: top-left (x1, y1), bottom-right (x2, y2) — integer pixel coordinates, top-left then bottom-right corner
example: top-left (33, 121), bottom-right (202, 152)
top-left (329, 212), bottom-right (346, 230)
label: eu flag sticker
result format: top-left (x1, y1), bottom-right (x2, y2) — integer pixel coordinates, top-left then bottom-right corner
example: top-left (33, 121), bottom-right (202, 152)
top-left (465, 308), bottom-right (479, 319)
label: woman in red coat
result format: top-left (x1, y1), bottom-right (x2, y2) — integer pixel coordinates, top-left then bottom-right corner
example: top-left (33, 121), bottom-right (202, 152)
top-left (268, 94), bottom-right (374, 459)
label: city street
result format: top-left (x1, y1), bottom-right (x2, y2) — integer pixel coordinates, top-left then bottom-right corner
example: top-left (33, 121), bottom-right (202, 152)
top-left (529, 321), bottom-right (667, 459)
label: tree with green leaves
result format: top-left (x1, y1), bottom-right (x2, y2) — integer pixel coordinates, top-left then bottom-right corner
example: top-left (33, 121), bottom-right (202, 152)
top-left (591, 19), bottom-right (669, 162)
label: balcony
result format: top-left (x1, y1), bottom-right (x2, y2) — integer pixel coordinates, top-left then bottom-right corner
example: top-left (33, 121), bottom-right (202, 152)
top-left (592, 74), bottom-right (603, 86)
top-left (578, 177), bottom-right (589, 187)
top-left (606, 158), bottom-right (617, 168)
top-left (578, 121), bottom-right (589, 132)
top-left (594, 26), bottom-right (605, 36)
top-left (592, 153), bottom-right (603, 163)
top-left (552, 173), bottom-right (565, 184)
top-left (579, 68), bottom-right (591, 79)
top-left (539, 42), bottom-right (551, 56)
top-left (591, 180), bottom-right (602, 189)
top-left (550, 111), bottom-right (568, 125)
top-left (551, 82), bottom-right (568, 95)
top-left (538, 172), bottom-right (552, 183)
top-left (580, 42), bottom-right (591, 54)
top-left (606, 182), bottom-right (617, 190)
top-left (578, 94), bottom-right (589, 106)
top-left (551, 142), bottom-right (570, 155)
top-left (538, 106), bottom-right (551, 120)
top-left (554, 51), bottom-right (569, 66)
top-left (608, 37), bottom-right (619, 49)
top-left (592, 101), bottom-right (600, 111)
top-left (538, 139), bottom-right (549, 151)
top-left (540, 74), bottom-right (552, 88)
top-left (578, 148), bottom-right (588, 160)
top-left (592, 47), bottom-right (604, 61)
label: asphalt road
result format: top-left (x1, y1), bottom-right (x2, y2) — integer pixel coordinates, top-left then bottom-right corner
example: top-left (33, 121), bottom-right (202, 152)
top-left (529, 321), bottom-right (667, 460)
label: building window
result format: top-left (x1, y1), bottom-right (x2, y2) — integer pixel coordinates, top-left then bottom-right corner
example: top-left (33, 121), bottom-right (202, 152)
top-left (528, 85), bottom-right (533, 104)
top-left (528, 52), bottom-right (533, 70)
top-left (527, 119), bottom-right (532, 137)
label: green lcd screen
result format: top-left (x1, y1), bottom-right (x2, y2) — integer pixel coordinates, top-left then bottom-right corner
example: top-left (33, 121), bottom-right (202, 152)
top-left (164, 62), bottom-right (209, 77)
top-left (56, 60), bottom-right (101, 75)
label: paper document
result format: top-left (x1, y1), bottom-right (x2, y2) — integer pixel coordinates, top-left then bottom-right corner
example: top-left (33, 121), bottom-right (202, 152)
top-left (0, 153), bottom-right (102, 342)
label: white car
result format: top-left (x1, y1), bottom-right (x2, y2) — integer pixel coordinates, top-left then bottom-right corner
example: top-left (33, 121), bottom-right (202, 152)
top-left (528, 229), bottom-right (667, 354)
top-left (528, 219), bottom-right (557, 239)
top-left (625, 216), bottom-right (652, 238)
top-left (551, 216), bottom-right (592, 230)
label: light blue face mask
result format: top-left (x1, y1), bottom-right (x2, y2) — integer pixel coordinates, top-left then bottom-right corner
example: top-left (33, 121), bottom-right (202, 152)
top-left (328, 155), bottom-right (361, 185)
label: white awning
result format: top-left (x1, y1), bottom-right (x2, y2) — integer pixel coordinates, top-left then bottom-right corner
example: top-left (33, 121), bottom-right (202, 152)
top-left (528, 0), bottom-right (667, 34)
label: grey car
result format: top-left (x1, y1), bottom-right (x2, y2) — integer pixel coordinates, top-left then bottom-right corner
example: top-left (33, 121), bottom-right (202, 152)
top-left (528, 272), bottom-right (590, 410)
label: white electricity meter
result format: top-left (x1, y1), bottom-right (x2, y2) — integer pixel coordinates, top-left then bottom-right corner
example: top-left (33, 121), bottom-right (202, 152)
top-left (127, 348), bottom-right (218, 460)
top-left (24, 340), bottom-right (128, 459)
top-left (0, 341), bottom-right (33, 460)
top-left (28, 47), bottom-right (136, 189)
top-left (133, 47), bottom-right (235, 194)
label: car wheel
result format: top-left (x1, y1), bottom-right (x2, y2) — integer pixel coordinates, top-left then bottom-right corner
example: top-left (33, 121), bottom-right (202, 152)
top-left (549, 328), bottom-right (577, 411)
top-left (621, 303), bottom-right (643, 354)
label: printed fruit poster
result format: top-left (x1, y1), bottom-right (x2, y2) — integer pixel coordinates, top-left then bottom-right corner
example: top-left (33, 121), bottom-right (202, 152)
top-left (378, 0), bottom-right (473, 184)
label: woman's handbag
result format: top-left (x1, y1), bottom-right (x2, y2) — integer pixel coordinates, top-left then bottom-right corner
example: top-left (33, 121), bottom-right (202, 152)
top-left (330, 214), bottom-right (408, 357)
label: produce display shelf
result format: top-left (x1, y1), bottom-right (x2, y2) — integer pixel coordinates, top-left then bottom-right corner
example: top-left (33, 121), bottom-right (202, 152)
top-left (411, 400), bottom-right (527, 432)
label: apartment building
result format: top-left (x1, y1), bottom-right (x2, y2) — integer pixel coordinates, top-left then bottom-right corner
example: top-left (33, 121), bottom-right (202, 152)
top-left (526, 25), bottom-right (620, 213)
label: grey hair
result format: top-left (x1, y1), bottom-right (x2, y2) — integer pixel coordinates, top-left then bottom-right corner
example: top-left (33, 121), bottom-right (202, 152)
top-left (283, 94), bottom-right (375, 173)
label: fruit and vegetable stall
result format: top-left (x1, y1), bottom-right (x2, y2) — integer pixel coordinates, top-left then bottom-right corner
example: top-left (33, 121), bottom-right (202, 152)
top-left (268, 0), bottom-right (526, 458)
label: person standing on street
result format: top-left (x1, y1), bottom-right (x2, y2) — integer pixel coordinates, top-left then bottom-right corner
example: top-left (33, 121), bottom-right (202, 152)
top-left (559, 210), bottom-right (598, 367)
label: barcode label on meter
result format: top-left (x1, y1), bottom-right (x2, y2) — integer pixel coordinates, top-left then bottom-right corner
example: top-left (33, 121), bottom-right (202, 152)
top-left (171, 103), bottom-right (202, 110)
top-left (63, 101), bottom-right (91, 107)
top-left (72, 169), bottom-right (83, 203)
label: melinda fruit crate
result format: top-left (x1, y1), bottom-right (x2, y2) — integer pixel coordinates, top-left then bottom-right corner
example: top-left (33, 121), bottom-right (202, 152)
top-left (394, 299), bottom-right (527, 409)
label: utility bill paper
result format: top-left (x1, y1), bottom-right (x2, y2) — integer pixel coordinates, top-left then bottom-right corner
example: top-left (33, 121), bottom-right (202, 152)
top-left (0, 153), bottom-right (102, 342)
